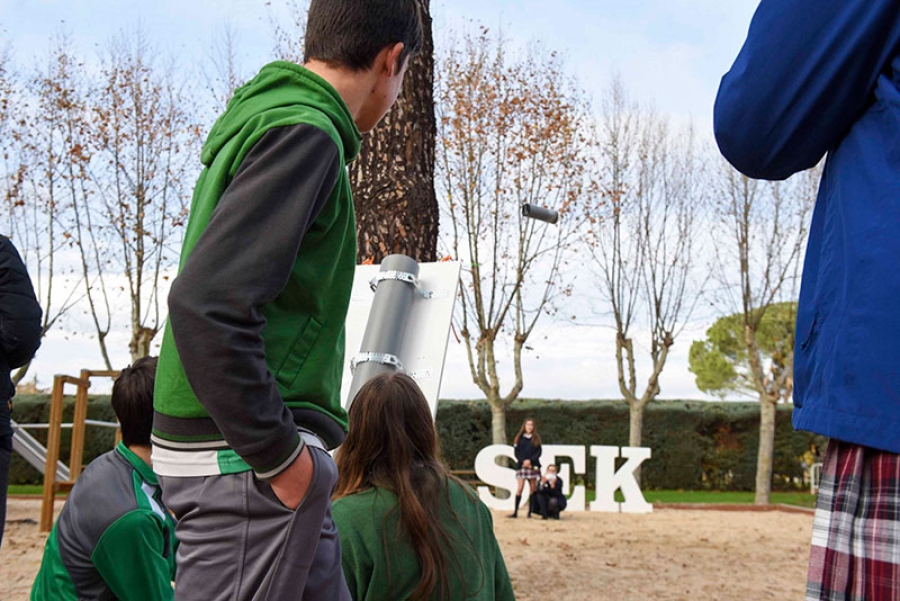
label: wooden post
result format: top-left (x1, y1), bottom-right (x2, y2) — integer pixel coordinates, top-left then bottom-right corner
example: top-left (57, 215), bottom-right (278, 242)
top-left (68, 370), bottom-right (91, 479)
top-left (40, 376), bottom-right (66, 532)
top-left (39, 374), bottom-right (95, 532)
top-left (84, 370), bottom-right (120, 379)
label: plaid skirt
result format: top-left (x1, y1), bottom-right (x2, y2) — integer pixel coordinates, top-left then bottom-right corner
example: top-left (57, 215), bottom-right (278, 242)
top-left (807, 439), bottom-right (900, 600)
top-left (516, 466), bottom-right (541, 480)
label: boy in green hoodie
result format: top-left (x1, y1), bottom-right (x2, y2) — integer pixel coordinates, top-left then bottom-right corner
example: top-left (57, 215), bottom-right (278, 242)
top-left (151, 1), bottom-right (422, 599)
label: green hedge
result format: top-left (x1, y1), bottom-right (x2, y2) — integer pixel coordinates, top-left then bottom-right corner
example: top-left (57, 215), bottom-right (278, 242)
top-left (9, 395), bottom-right (825, 492)
top-left (9, 394), bottom-right (117, 485)
top-left (435, 399), bottom-right (827, 492)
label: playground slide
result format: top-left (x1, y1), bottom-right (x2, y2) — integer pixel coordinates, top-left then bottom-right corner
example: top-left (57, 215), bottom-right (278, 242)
top-left (10, 419), bottom-right (70, 482)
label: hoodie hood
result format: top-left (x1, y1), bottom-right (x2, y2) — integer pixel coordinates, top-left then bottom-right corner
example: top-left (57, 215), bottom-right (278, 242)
top-left (201, 61), bottom-right (361, 168)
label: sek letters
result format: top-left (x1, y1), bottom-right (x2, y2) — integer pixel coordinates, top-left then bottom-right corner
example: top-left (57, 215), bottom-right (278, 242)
top-left (474, 444), bottom-right (652, 513)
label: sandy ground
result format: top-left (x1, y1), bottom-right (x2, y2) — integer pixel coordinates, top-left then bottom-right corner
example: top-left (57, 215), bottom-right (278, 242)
top-left (1, 498), bottom-right (813, 600)
top-left (495, 506), bottom-right (813, 601)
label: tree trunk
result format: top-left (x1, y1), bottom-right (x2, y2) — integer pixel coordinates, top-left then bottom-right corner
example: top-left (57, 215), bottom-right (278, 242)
top-left (349, 0), bottom-right (438, 263)
top-left (129, 326), bottom-right (157, 362)
top-left (629, 402), bottom-right (645, 485)
top-left (755, 395), bottom-right (777, 504)
top-left (490, 399), bottom-right (507, 445)
top-left (97, 333), bottom-right (114, 371)
top-left (11, 363), bottom-right (31, 387)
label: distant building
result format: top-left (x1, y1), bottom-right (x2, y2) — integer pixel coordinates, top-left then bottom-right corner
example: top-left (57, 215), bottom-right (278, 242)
top-left (16, 376), bottom-right (45, 395)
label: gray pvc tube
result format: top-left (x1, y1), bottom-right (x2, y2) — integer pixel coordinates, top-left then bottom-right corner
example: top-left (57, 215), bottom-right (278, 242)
top-left (346, 254), bottom-right (420, 407)
top-left (521, 203), bottom-right (559, 224)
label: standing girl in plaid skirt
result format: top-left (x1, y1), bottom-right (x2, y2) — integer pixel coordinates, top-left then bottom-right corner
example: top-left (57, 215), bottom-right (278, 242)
top-left (509, 418), bottom-right (541, 518)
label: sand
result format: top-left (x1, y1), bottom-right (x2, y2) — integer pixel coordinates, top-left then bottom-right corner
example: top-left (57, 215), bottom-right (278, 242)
top-left (495, 506), bottom-right (812, 601)
top-left (1, 498), bottom-right (813, 600)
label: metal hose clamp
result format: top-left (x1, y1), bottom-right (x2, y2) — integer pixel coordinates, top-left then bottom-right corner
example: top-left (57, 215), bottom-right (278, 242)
top-left (369, 270), bottom-right (434, 299)
top-left (350, 351), bottom-right (405, 373)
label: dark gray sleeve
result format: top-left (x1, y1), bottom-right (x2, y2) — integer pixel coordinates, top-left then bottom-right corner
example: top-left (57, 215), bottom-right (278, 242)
top-left (168, 124), bottom-right (341, 477)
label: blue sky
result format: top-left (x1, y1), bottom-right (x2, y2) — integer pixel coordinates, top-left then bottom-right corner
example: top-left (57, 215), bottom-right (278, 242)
top-left (0, 0), bottom-right (766, 399)
top-left (2, 0), bottom-right (761, 123)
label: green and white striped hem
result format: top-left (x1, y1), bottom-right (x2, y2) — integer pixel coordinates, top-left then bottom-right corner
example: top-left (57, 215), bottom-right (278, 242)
top-left (150, 446), bottom-right (251, 477)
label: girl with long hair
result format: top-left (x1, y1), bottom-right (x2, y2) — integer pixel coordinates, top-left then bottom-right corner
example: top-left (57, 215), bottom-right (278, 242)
top-left (509, 418), bottom-right (541, 518)
top-left (332, 372), bottom-right (515, 601)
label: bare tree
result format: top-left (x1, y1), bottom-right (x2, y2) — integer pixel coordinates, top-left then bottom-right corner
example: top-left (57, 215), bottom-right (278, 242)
top-left (712, 161), bottom-right (817, 503)
top-left (270, 1), bottom-right (307, 63)
top-left (587, 79), bottom-right (703, 482)
top-left (437, 30), bottom-right (593, 444)
top-left (83, 28), bottom-right (200, 363)
top-left (3, 35), bottom-right (87, 381)
top-left (203, 23), bottom-right (249, 114)
top-left (589, 79), bottom-right (643, 445)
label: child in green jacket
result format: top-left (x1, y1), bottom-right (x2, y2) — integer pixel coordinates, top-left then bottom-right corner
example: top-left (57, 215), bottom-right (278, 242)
top-left (32, 357), bottom-right (176, 601)
top-left (333, 373), bottom-right (516, 601)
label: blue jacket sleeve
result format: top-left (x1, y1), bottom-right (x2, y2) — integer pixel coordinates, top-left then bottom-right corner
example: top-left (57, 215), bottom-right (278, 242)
top-left (714, 0), bottom-right (900, 180)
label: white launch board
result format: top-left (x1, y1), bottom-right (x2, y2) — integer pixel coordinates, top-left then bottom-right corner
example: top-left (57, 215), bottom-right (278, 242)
top-left (340, 261), bottom-right (461, 416)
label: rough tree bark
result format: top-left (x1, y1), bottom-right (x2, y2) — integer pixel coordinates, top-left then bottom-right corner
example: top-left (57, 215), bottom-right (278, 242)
top-left (349, 0), bottom-right (438, 263)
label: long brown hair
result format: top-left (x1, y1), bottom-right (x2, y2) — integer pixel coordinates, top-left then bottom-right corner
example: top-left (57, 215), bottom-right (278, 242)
top-left (335, 372), bottom-right (467, 601)
top-left (513, 417), bottom-right (541, 447)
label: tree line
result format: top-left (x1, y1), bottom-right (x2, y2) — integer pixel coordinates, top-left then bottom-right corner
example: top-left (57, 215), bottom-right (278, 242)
top-left (0, 5), bottom-right (817, 504)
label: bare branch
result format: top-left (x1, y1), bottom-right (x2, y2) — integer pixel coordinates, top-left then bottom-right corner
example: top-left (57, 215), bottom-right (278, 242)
top-left (437, 30), bottom-right (592, 443)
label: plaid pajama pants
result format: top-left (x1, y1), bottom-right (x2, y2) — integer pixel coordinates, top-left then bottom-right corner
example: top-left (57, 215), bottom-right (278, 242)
top-left (807, 439), bottom-right (900, 601)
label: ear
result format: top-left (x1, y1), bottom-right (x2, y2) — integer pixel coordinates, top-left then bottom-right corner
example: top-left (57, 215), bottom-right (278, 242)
top-left (384, 42), bottom-right (406, 77)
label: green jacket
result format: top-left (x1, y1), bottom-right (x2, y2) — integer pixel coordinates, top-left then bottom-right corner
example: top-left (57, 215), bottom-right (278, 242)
top-left (152, 62), bottom-right (361, 477)
top-left (333, 480), bottom-right (516, 601)
top-left (31, 443), bottom-right (177, 601)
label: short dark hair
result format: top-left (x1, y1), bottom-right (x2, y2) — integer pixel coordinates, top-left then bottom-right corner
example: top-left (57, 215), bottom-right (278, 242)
top-left (111, 356), bottom-right (157, 447)
top-left (303, 0), bottom-right (424, 71)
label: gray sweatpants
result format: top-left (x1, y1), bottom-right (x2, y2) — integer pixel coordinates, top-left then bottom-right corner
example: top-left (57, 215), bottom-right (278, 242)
top-left (160, 447), bottom-right (351, 601)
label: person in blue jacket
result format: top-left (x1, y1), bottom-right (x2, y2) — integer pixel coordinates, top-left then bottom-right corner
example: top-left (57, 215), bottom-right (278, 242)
top-left (0, 234), bottom-right (42, 550)
top-left (715, 2), bottom-right (900, 598)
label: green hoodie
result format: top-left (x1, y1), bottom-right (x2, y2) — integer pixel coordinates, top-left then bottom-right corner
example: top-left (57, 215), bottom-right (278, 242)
top-left (153, 62), bottom-right (361, 478)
